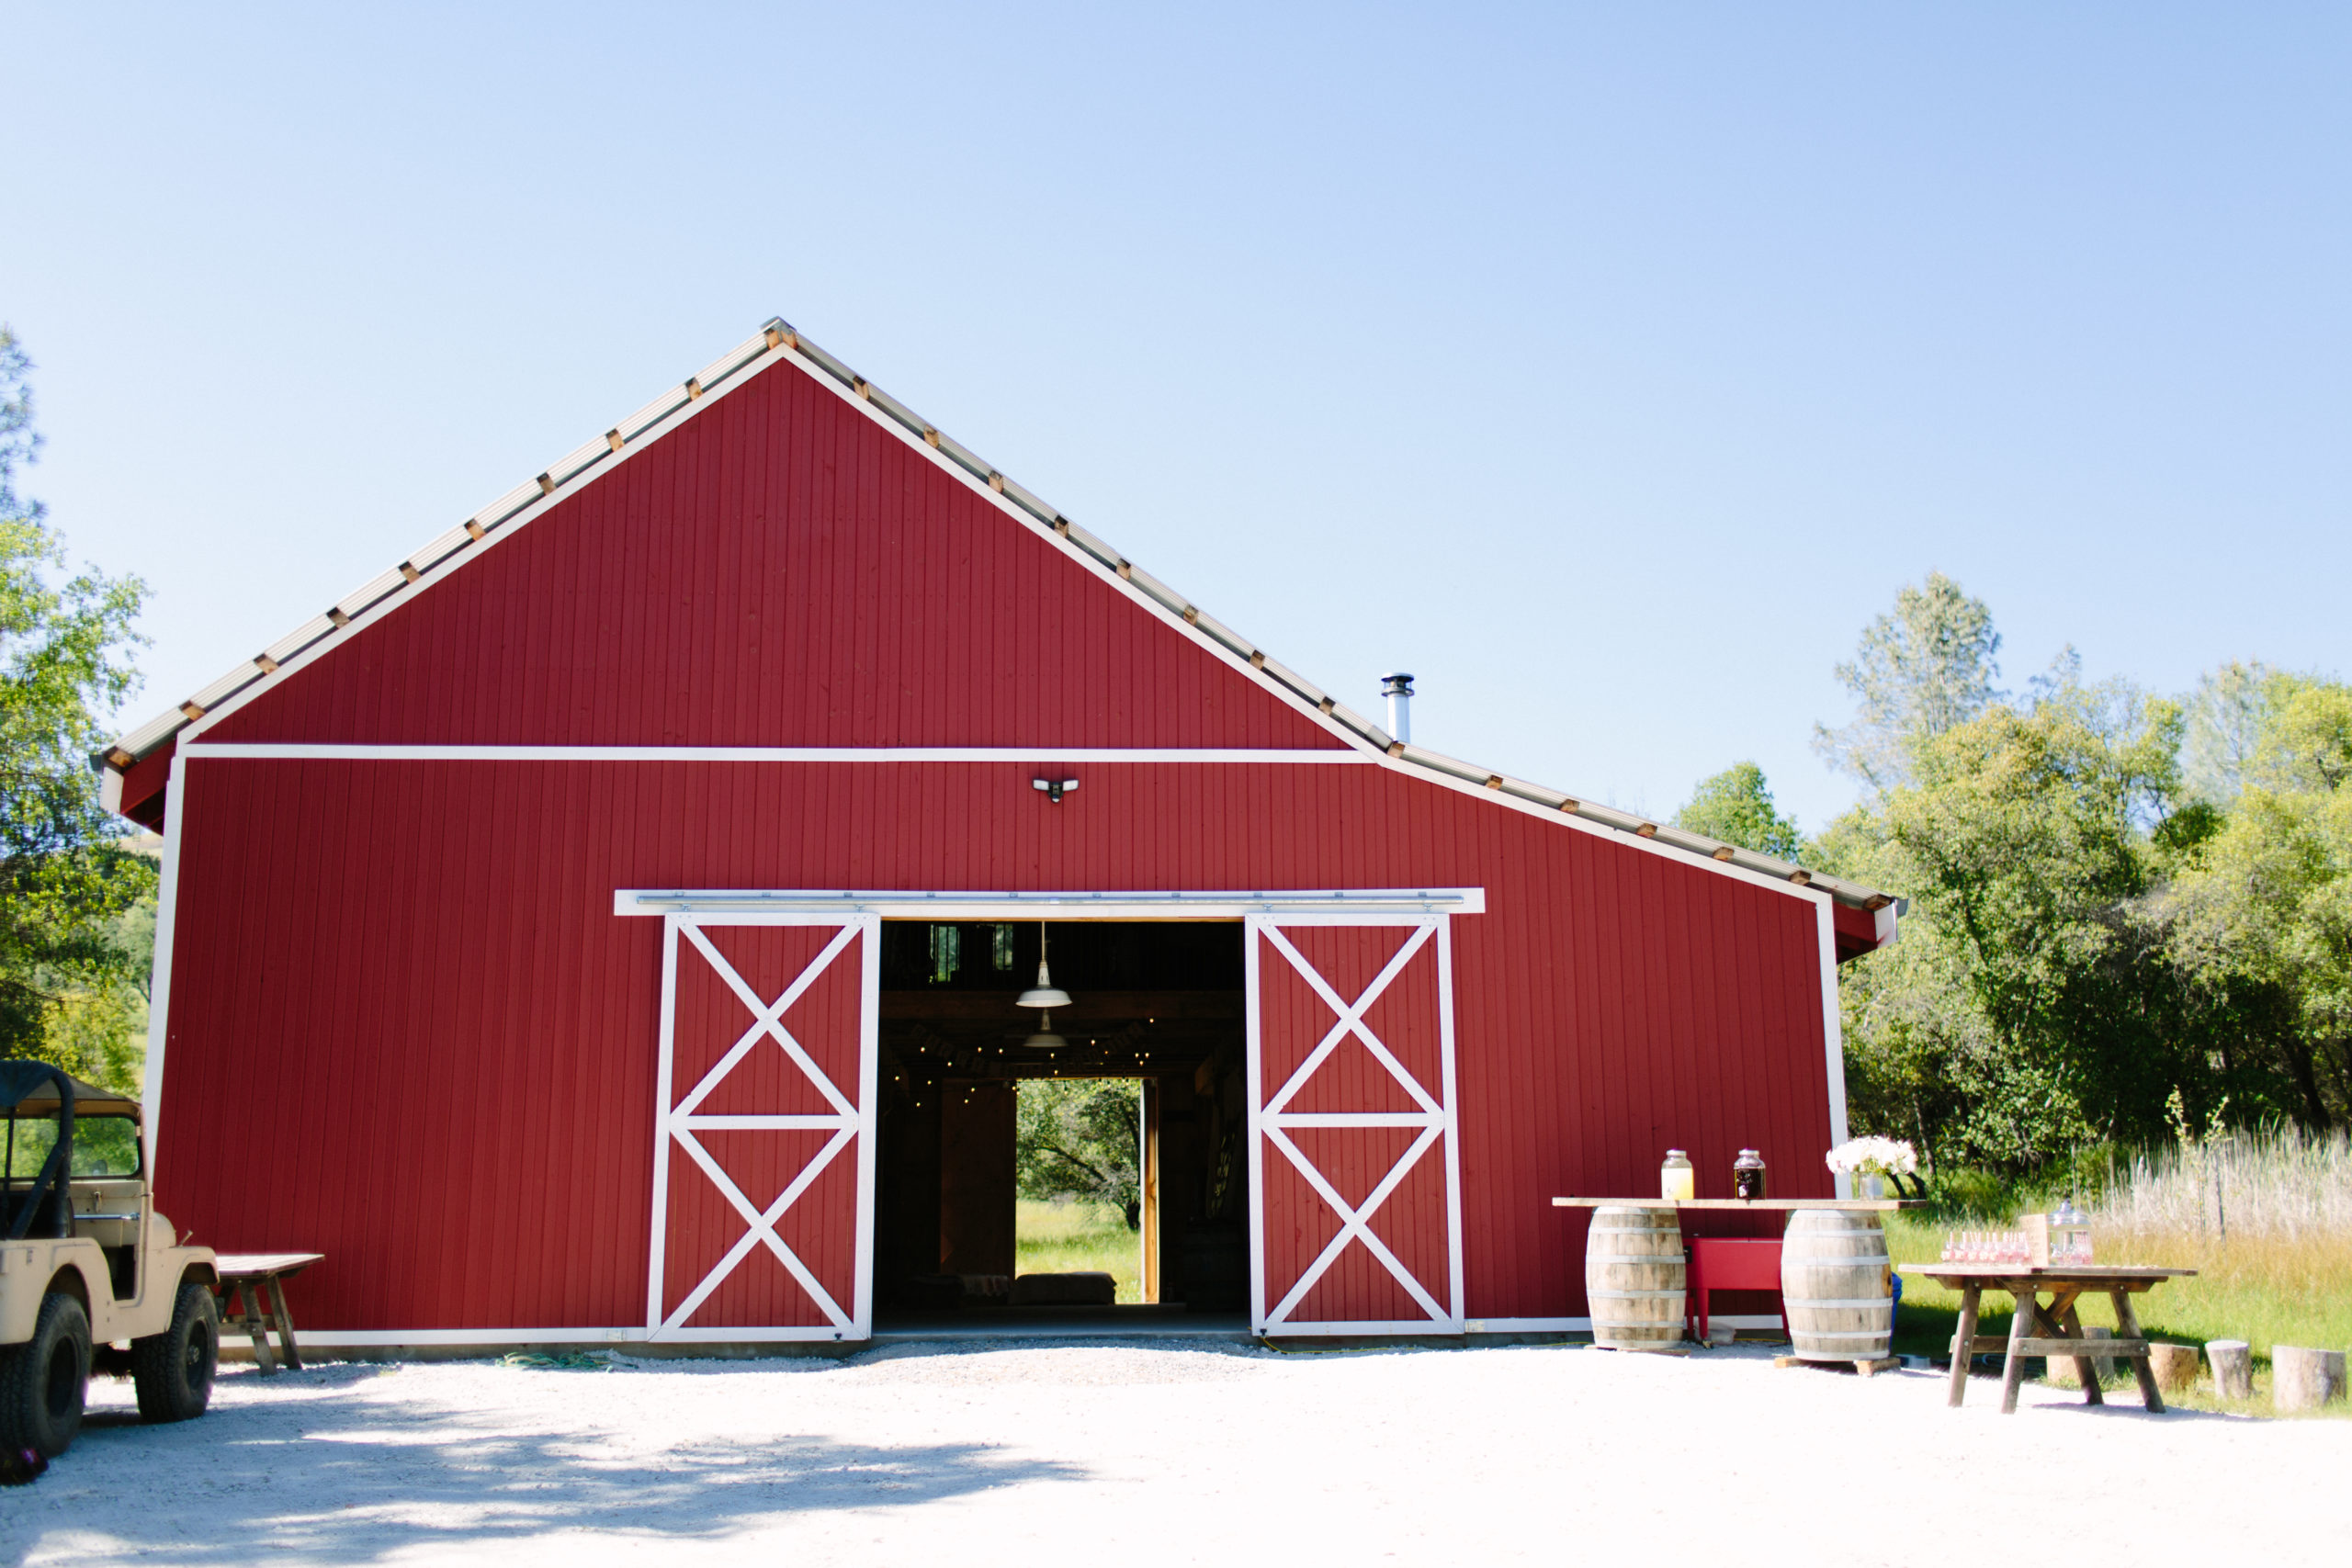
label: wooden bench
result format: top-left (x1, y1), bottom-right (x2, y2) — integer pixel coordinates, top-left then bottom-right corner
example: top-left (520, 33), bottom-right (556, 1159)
top-left (212, 1252), bottom-right (324, 1375)
top-left (1686, 1237), bottom-right (1782, 1343)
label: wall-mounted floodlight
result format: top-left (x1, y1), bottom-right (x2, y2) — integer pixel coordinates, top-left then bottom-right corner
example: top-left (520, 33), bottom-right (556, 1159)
top-left (1032, 777), bottom-right (1080, 803)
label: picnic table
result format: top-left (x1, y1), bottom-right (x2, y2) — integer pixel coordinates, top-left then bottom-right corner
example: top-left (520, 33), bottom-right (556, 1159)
top-left (212, 1252), bottom-right (324, 1375)
top-left (1900, 1263), bottom-right (2196, 1414)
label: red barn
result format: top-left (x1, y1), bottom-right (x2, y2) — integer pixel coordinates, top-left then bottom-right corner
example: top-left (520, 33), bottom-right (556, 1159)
top-left (101, 319), bottom-right (1898, 1350)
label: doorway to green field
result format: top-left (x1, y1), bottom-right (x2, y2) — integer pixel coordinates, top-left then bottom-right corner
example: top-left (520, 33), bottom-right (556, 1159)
top-left (1016, 1077), bottom-right (1145, 1302)
top-left (871, 918), bottom-right (1251, 1328)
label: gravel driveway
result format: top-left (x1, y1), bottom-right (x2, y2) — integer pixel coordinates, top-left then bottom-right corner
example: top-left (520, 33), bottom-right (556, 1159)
top-left (6, 1340), bottom-right (2343, 1565)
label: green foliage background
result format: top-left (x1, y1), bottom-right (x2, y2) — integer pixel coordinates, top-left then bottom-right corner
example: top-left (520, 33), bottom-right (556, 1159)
top-left (1687, 571), bottom-right (2352, 1174)
top-left (1015, 1077), bottom-right (1142, 1230)
top-left (0, 327), bottom-right (154, 1093)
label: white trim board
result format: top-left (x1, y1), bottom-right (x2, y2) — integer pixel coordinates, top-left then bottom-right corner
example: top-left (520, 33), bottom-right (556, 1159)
top-left (139, 750), bottom-right (187, 1181)
top-left (1465, 1315), bottom-right (1787, 1335)
top-left (281, 1314), bottom-right (1792, 1347)
top-left (177, 744), bottom-right (1366, 765)
top-left (615, 888), bottom-right (1487, 918)
top-left (1816, 897), bottom-right (1855, 1201)
top-left (298, 1328), bottom-right (650, 1347)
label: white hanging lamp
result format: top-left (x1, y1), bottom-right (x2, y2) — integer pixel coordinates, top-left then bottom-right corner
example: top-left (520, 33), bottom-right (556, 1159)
top-left (1015, 920), bottom-right (1071, 1049)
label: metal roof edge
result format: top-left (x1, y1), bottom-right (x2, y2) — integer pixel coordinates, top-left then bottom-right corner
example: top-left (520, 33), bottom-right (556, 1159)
top-left (97, 315), bottom-right (1899, 914)
top-left (1379, 739), bottom-right (1889, 908)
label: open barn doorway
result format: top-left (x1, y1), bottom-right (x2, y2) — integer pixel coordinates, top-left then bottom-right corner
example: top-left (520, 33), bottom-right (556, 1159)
top-left (871, 919), bottom-right (1251, 1333)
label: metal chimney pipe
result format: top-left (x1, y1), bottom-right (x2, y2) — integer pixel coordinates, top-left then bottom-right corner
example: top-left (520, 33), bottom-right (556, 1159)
top-left (1380, 672), bottom-right (1415, 746)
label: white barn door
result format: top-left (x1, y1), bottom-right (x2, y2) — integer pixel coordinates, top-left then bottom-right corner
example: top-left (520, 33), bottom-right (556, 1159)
top-left (647, 913), bottom-right (878, 1342)
top-left (1246, 913), bottom-right (1464, 1336)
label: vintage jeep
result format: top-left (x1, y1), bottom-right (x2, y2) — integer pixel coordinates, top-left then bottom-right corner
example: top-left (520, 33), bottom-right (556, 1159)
top-left (1, 1061), bottom-right (220, 1461)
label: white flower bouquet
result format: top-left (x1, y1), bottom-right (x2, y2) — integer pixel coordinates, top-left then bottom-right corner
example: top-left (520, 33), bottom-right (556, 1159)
top-left (1824, 1136), bottom-right (1918, 1179)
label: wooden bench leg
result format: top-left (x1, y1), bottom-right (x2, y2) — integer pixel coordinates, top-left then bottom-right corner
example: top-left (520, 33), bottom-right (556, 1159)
top-left (222, 1281), bottom-right (277, 1375)
top-left (2112, 1290), bottom-right (2164, 1414)
top-left (266, 1277), bottom-right (302, 1372)
top-left (1999, 1291), bottom-right (2037, 1414)
top-left (1948, 1287), bottom-right (1981, 1408)
top-left (2057, 1302), bottom-right (2103, 1406)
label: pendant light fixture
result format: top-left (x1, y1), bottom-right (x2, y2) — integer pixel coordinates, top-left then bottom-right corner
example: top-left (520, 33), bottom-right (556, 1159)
top-left (1014, 920), bottom-right (1071, 1049)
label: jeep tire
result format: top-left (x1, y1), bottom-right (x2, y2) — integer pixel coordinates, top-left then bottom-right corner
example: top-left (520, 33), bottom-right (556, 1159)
top-left (0, 1291), bottom-right (92, 1459)
top-left (131, 1280), bottom-right (219, 1423)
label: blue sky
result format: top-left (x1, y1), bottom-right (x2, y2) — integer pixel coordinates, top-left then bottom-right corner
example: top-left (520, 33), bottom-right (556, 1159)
top-left (6, 4), bottom-right (2346, 829)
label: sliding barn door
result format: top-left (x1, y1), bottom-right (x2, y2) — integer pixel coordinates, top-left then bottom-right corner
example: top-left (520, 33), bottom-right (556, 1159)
top-left (647, 914), bottom-right (878, 1342)
top-left (1246, 914), bottom-right (1464, 1335)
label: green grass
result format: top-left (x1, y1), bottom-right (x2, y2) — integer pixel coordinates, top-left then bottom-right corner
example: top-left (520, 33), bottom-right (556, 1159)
top-left (1886, 1213), bottom-right (2352, 1416)
top-left (1015, 1197), bottom-right (1142, 1303)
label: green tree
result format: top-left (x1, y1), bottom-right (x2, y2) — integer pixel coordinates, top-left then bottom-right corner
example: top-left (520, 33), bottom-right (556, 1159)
top-left (2179, 659), bottom-right (2278, 806)
top-left (1674, 761), bottom-right (1803, 859)
top-left (0, 326), bottom-right (154, 1089)
top-left (1015, 1077), bottom-right (1142, 1229)
top-left (2158, 677), bottom-right (2352, 1125)
top-left (1831, 686), bottom-right (2186, 1163)
top-left (1807, 582), bottom-right (2272, 1167)
top-left (1813, 570), bottom-right (2003, 795)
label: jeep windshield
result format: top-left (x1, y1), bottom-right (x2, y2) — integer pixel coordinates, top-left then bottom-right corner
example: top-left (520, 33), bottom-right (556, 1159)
top-left (4, 1112), bottom-right (142, 1179)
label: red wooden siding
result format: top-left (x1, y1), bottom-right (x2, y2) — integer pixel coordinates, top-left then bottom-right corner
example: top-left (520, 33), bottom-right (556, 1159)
top-left (202, 355), bottom-right (1339, 751)
top-left (154, 753), bottom-right (1834, 1331)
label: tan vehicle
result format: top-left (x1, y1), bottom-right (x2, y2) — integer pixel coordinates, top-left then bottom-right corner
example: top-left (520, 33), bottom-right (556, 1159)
top-left (2, 1062), bottom-right (219, 1461)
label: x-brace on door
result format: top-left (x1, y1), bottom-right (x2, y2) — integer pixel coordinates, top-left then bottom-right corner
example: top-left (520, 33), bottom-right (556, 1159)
top-left (1246, 913), bottom-right (1464, 1336)
top-left (647, 913), bottom-right (878, 1342)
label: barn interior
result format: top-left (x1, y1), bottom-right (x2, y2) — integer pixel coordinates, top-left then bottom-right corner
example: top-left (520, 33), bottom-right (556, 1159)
top-left (872, 919), bottom-right (1251, 1330)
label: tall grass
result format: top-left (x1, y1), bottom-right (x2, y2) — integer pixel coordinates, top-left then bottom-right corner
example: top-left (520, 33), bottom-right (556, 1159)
top-left (1894, 1127), bottom-right (2352, 1415)
top-left (2097, 1126), bottom-right (2352, 1241)
top-left (1015, 1197), bottom-right (1142, 1303)
top-left (2087, 1128), bottom-right (2352, 1382)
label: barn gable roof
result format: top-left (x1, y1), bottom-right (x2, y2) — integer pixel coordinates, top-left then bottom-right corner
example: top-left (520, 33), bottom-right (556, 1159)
top-left (99, 317), bottom-right (1900, 926)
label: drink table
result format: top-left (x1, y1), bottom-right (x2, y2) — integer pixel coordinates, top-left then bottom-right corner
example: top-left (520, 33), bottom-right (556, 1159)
top-left (1554, 1199), bottom-right (1909, 1359)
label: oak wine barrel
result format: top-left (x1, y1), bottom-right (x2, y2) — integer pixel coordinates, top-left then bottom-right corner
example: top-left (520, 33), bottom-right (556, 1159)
top-left (1781, 1209), bottom-right (1893, 1361)
top-left (1585, 1205), bottom-right (1686, 1350)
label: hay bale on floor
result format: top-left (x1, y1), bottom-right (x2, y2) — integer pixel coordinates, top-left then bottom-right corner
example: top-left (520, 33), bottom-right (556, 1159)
top-left (1012, 1271), bottom-right (1117, 1306)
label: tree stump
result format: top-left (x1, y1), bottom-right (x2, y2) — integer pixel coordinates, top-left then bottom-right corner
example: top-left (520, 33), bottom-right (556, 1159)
top-left (2272, 1347), bottom-right (2346, 1414)
top-left (2207, 1339), bottom-right (2254, 1401)
top-left (2147, 1343), bottom-right (2199, 1395)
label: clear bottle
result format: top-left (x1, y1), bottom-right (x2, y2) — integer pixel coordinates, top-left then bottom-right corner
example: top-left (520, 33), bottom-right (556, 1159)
top-left (1660, 1149), bottom-right (1695, 1201)
top-left (1732, 1149), bottom-right (1768, 1201)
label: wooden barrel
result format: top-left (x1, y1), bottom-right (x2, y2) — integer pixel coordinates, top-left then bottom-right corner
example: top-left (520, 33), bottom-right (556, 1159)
top-left (1585, 1205), bottom-right (1686, 1349)
top-left (1781, 1210), bottom-right (1893, 1361)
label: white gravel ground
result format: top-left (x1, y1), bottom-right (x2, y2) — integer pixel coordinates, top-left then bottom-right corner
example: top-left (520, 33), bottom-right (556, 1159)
top-left (6, 1339), bottom-right (2345, 1565)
